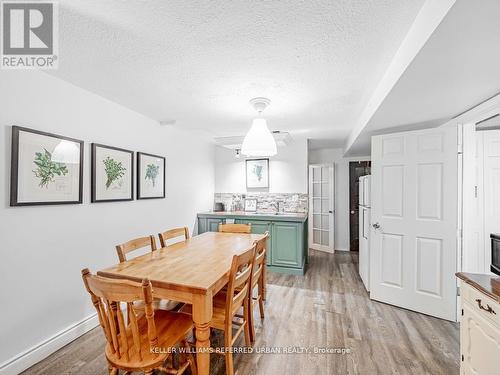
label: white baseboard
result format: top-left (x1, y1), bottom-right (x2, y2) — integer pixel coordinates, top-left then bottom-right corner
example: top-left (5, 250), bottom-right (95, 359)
top-left (0, 314), bottom-right (99, 375)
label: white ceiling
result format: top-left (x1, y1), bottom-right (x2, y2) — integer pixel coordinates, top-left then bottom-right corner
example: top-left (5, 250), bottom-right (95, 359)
top-left (51, 0), bottom-right (425, 144)
top-left (346, 0), bottom-right (500, 155)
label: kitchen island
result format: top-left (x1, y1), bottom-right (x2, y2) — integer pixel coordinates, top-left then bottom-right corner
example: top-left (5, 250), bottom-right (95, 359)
top-left (197, 211), bottom-right (308, 275)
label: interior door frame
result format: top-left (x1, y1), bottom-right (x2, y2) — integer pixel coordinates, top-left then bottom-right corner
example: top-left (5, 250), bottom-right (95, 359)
top-left (308, 164), bottom-right (335, 253)
top-left (460, 105), bottom-right (500, 272)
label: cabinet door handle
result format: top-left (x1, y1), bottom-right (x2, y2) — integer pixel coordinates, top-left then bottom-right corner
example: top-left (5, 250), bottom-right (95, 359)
top-left (475, 299), bottom-right (496, 315)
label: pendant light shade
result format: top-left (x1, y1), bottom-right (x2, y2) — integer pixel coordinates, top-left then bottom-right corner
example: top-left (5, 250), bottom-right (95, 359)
top-left (241, 118), bottom-right (277, 157)
top-left (241, 97), bottom-right (277, 157)
top-left (51, 140), bottom-right (80, 164)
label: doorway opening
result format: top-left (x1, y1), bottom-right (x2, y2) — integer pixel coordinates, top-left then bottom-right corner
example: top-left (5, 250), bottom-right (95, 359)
top-left (462, 115), bottom-right (500, 274)
top-left (349, 161), bottom-right (371, 251)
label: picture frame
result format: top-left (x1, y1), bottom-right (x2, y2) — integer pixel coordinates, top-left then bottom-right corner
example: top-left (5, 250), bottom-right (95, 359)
top-left (10, 126), bottom-right (84, 206)
top-left (244, 198), bottom-right (257, 212)
top-left (91, 143), bottom-right (134, 203)
top-left (246, 158), bottom-right (269, 189)
top-left (137, 152), bottom-right (166, 199)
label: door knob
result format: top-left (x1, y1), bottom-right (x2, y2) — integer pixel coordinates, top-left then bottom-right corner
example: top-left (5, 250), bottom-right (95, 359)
top-left (350, 210), bottom-right (355, 214)
top-left (372, 222), bottom-right (381, 230)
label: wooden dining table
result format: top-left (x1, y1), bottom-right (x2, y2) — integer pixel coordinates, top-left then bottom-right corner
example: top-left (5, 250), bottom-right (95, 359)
top-left (98, 231), bottom-right (266, 375)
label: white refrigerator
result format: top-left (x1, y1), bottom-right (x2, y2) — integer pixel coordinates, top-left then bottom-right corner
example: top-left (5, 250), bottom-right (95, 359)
top-left (358, 175), bottom-right (371, 291)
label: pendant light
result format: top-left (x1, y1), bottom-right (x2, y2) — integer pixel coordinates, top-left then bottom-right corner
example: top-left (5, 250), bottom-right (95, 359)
top-left (241, 97), bottom-right (277, 157)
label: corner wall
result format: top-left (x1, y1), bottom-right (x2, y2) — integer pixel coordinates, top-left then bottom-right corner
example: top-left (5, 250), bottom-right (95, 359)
top-left (214, 137), bottom-right (308, 194)
top-left (0, 71), bottom-right (215, 374)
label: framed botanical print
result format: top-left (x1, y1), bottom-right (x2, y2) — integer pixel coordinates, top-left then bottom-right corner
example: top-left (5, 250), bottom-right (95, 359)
top-left (244, 198), bottom-right (257, 212)
top-left (246, 158), bottom-right (269, 189)
top-left (91, 143), bottom-right (134, 202)
top-left (137, 152), bottom-right (165, 199)
top-left (10, 126), bottom-right (83, 206)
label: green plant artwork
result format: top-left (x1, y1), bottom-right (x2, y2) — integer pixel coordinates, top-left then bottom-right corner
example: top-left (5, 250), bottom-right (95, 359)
top-left (252, 164), bottom-right (263, 181)
top-left (145, 163), bottom-right (160, 187)
top-left (32, 148), bottom-right (68, 188)
top-left (103, 156), bottom-right (126, 189)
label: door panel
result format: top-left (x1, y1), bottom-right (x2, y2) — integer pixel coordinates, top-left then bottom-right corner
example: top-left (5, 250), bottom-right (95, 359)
top-left (415, 237), bottom-right (442, 296)
top-left (417, 163), bottom-right (443, 220)
top-left (381, 165), bottom-right (404, 217)
top-left (272, 222), bottom-right (300, 267)
top-left (380, 233), bottom-right (403, 287)
top-left (370, 127), bottom-right (458, 321)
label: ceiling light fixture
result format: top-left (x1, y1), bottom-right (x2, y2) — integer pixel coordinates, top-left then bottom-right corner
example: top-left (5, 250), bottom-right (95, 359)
top-left (241, 97), bottom-right (277, 157)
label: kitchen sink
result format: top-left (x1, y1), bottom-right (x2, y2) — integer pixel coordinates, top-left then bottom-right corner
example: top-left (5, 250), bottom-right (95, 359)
top-left (254, 212), bottom-right (289, 216)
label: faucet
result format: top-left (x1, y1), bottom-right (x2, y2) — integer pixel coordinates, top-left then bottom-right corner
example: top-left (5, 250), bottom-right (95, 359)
top-left (271, 201), bottom-right (282, 213)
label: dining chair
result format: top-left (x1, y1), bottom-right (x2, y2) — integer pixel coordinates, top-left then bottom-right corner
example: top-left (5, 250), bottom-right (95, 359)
top-left (81, 269), bottom-right (197, 375)
top-left (116, 235), bottom-right (157, 263)
top-left (247, 232), bottom-right (269, 343)
top-left (116, 236), bottom-right (178, 311)
top-left (181, 244), bottom-right (256, 375)
top-left (218, 223), bottom-right (252, 234)
top-left (158, 227), bottom-right (190, 248)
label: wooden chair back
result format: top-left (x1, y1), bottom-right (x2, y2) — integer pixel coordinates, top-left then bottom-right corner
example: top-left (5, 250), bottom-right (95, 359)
top-left (225, 245), bottom-right (256, 318)
top-left (116, 235), bottom-right (157, 263)
top-left (158, 227), bottom-right (190, 247)
top-left (81, 269), bottom-right (158, 363)
top-left (218, 223), bottom-right (252, 234)
top-left (251, 231), bottom-right (269, 287)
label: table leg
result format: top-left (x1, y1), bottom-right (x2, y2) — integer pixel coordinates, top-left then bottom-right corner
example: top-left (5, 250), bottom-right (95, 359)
top-left (192, 292), bottom-right (212, 375)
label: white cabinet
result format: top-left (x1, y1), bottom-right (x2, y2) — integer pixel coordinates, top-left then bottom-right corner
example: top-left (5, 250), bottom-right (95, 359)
top-left (459, 280), bottom-right (500, 374)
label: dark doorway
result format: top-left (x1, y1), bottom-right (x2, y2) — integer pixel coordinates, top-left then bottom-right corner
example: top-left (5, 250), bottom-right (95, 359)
top-left (349, 161), bottom-right (371, 251)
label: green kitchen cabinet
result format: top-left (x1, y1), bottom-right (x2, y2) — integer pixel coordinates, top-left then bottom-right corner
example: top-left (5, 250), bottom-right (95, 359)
top-left (207, 218), bottom-right (224, 232)
top-left (197, 212), bottom-right (307, 275)
top-left (271, 221), bottom-right (302, 268)
top-left (235, 219), bottom-right (272, 266)
top-left (197, 217), bottom-right (225, 233)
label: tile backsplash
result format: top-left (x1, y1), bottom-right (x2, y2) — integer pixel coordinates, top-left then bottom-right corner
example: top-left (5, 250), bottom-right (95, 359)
top-left (214, 193), bottom-right (308, 213)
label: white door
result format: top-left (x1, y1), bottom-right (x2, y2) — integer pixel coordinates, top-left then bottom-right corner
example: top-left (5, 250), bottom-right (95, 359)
top-left (370, 127), bottom-right (458, 321)
top-left (309, 164), bottom-right (335, 253)
top-left (483, 129), bottom-right (500, 271)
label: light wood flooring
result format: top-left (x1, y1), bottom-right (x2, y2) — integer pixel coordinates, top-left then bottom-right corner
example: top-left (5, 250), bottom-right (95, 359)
top-left (22, 250), bottom-right (460, 375)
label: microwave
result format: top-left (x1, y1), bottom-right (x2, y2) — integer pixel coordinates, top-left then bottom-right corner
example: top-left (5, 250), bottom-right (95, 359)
top-left (491, 234), bottom-right (500, 276)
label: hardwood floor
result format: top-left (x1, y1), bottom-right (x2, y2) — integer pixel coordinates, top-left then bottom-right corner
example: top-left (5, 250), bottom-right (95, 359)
top-left (22, 250), bottom-right (460, 375)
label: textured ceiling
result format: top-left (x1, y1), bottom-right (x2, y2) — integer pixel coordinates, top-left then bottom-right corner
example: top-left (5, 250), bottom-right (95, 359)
top-left (51, 0), bottom-right (424, 143)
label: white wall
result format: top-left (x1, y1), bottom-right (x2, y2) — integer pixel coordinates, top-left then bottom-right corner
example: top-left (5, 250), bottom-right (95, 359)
top-left (215, 137), bottom-right (308, 193)
top-left (308, 148), bottom-right (370, 251)
top-left (0, 71), bottom-right (215, 373)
